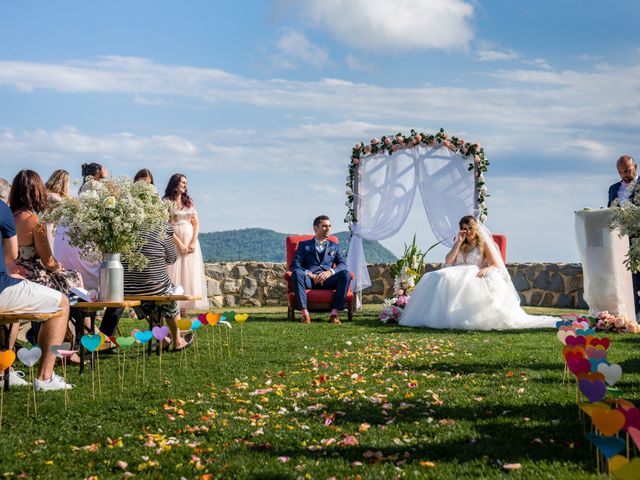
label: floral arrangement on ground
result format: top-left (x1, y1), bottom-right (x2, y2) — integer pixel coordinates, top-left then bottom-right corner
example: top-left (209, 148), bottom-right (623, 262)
top-left (345, 128), bottom-right (489, 229)
top-left (561, 311), bottom-right (640, 333)
top-left (379, 236), bottom-right (436, 324)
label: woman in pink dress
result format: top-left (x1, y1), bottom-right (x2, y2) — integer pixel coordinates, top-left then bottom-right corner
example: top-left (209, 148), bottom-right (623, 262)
top-left (163, 173), bottom-right (209, 313)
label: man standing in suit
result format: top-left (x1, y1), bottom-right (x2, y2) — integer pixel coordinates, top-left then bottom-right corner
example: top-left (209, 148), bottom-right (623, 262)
top-left (291, 215), bottom-right (351, 324)
top-left (608, 155), bottom-right (640, 316)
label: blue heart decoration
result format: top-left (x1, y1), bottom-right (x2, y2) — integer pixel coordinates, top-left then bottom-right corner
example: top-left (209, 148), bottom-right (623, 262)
top-left (556, 320), bottom-right (573, 328)
top-left (590, 358), bottom-right (608, 372)
top-left (134, 330), bottom-right (153, 344)
top-left (80, 334), bottom-right (102, 352)
top-left (585, 432), bottom-right (626, 459)
top-left (576, 328), bottom-right (595, 336)
top-left (191, 319), bottom-right (202, 331)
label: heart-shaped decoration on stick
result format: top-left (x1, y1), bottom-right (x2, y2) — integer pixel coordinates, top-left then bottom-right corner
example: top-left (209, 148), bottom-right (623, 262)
top-left (206, 312), bottom-right (221, 326)
top-left (152, 326), bottom-right (170, 341)
top-left (591, 407), bottom-right (626, 436)
top-left (50, 342), bottom-right (72, 357)
top-left (191, 320), bottom-right (202, 331)
top-left (235, 313), bottom-right (249, 324)
top-left (579, 378), bottom-right (607, 402)
top-left (17, 346), bottom-right (42, 367)
top-left (597, 363), bottom-right (622, 386)
top-left (584, 432), bottom-right (625, 459)
top-left (0, 350), bottom-right (16, 371)
top-left (134, 330), bottom-right (153, 344)
top-left (56, 350), bottom-right (77, 358)
top-left (115, 337), bottom-right (136, 349)
top-left (80, 334), bottom-right (102, 352)
top-left (176, 319), bottom-right (192, 331)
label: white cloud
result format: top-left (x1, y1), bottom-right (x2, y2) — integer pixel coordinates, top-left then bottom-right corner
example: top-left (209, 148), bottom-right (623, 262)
top-left (344, 53), bottom-right (371, 71)
top-left (523, 57), bottom-right (552, 70)
top-left (294, 0), bottom-right (475, 51)
top-left (476, 49), bottom-right (518, 62)
top-left (268, 29), bottom-right (330, 70)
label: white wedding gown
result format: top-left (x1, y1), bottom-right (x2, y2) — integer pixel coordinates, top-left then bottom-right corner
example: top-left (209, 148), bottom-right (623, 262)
top-left (399, 247), bottom-right (557, 330)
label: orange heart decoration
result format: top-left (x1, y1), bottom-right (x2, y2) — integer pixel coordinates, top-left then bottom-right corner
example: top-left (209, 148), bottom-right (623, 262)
top-left (0, 350), bottom-right (16, 371)
top-left (576, 371), bottom-right (605, 382)
top-left (206, 312), bottom-right (221, 325)
top-left (591, 407), bottom-right (626, 436)
top-left (563, 345), bottom-right (585, 358)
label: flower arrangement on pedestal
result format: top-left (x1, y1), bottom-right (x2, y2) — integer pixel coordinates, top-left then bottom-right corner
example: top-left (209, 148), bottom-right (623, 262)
top-left (46, 176), bottom-right (170, 271)
top-left (379, 236), bottom-right (440, 323)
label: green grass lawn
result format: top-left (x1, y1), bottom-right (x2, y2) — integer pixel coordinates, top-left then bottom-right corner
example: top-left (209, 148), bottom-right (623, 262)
top-left (0, 305), bottom-right (638, 479)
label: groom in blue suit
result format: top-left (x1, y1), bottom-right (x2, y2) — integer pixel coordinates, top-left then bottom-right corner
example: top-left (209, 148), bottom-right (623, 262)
top-left (291, 215), bottom-right (351, 324)
top-left (608, 155), bottom-right (640, 317)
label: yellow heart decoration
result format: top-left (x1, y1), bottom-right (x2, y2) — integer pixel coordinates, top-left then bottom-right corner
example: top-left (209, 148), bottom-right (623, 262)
top-left (580, 401), bottom-right (608, 417)
top-left (591, 406), bottom-right (626, 436)
top-left (176, 319), bottom-right (192, 330)
top-left (0, 350), bottom-right (16, 371)
top-left (611, 455), bottom-right (629, 474)
top-left (235, 313), bottom-right (249, 324)
top-left (613, 458), bottom-right (640, 480)
top-left (98, 332), bottom-right (107, 349)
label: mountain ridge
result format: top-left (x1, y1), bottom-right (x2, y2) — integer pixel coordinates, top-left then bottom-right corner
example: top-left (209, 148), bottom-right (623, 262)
top-left (198, 227), bottom-right (397, 263)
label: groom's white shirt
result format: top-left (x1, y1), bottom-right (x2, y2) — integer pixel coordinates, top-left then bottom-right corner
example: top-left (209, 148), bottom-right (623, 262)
top-left (618, 175), bottom-right (639, 202)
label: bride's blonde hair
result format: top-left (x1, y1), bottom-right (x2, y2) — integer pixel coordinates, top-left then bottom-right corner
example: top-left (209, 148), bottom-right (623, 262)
top-left (459, 215), bottom-right (484, 259)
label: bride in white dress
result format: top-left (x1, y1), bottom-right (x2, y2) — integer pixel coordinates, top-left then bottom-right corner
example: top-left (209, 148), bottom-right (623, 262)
top-left (399, 215), bottom-right (556, 330)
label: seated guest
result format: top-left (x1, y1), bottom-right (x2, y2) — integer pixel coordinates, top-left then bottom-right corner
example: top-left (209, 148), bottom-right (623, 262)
top-left (10, 170), bottom-right (83, 292)
top-left (133, 168), bottom-right (154, 185)
top-left (291, 215), bottom-right (350, 324)
top-left (99, 222), bottom-right (191, 351)
top-left (44, 169), bottom-right (71, 248)
top-left (54, 163), bottom-right (109, 291)
top-left (0, 198), bottom-right (73, 390)
top-left (9, 170), bottom-right (84, 356)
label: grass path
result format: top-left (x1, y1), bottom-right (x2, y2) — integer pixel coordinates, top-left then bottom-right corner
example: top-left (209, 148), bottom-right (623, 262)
top-left (0, 306), bottom-right (637, 479)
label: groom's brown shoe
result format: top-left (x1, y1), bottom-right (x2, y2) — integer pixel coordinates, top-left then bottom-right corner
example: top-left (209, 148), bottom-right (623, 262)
top-left (301, 311), bottom-right (311, 324)
top-left (329, 314), bottom-right (341, 324)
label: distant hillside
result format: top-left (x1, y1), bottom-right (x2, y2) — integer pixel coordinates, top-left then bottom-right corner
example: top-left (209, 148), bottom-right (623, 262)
top-left (199, 228), bottom-right (397, 263)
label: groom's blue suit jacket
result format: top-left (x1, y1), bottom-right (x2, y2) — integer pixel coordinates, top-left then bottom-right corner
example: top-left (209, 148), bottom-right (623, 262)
top-left (291, 239), bottom-right (347, 274)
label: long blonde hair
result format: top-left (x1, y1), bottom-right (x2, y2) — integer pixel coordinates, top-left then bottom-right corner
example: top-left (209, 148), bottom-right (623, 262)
top-left (458, 215), bottom-right (484, 259)
top-left (45, 169), bottom-right (70, 198)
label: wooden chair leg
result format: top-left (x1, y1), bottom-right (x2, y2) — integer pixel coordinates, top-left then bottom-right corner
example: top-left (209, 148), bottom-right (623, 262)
top-left (348, 307), bottom-right (353, 322)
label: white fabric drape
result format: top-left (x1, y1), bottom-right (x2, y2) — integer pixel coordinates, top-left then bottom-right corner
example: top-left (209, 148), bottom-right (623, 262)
top-left (415, 145), bottom-right (477, 248)
top-left (347, 150), bottom-right (417, 292)
top-left (347, 145), bottom-right (477, 293)
top-left (574, 209), bottom-right (635, 318)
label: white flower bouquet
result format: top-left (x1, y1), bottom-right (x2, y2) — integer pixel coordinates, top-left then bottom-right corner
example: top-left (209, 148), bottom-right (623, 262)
top-left (45, 176), bottom-right (170, 271)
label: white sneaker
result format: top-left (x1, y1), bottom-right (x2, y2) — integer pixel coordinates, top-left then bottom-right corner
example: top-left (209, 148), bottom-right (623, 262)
top-left (34, 373), bottom-right (75, 391)
top-left (0, 368), bottom-right (29, 388)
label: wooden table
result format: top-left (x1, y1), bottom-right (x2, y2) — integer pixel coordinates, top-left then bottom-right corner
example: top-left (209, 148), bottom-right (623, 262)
top-left (124, 295), bottom-right (201, 355)
top-left (70, 300), bottom-right (140, 374)
top-left (0, 310), bottom-right (61, 389)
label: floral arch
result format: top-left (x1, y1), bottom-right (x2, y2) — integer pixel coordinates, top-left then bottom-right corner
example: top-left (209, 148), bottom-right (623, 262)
top-left (345, 128), bottom-right (490, 294)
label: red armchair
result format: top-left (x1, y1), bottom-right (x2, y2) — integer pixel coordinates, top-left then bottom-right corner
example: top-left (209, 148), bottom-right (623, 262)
top-left (492, 234), bottom-right (507, 262)
top-left (284, 235), bottom-right (355, 322)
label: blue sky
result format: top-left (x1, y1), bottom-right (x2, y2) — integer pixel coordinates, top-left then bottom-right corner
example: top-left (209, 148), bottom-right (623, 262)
top-left (1, 0), bottom-right (639, 262)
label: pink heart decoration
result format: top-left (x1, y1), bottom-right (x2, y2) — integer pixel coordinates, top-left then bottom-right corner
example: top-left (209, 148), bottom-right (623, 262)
top-left (629, 427), bottom-right (640, 451)
top-left (567, 357), bottom-right (591, 375)
top-left (193, 316), bottom-right (208, 326)
top-left (152, 326), bottom-right (170, 341)
top-left (586, 347), bottom-right (608, 360)
top-left (590, 338), bottom-right (610, 349)
top-left (579, 378), bottom-right (607, 402)
top-left (57, 349), bottom-right (77, 358)
top-left (566, 335), bottom-right (586, 347)
top-left (197, 313), bottom-right (207, 322)
top-left (574, 320), bottom-right (590, 330)
top-left (621, 408), bottom-right (640, 432)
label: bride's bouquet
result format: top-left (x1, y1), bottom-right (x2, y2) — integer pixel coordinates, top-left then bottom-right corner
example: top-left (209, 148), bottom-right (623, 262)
top-left (45, 176), bottom-right (170, 271)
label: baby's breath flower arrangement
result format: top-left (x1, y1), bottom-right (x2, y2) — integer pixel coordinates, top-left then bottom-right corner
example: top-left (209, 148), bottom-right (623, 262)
top-left (45, 176), bottom-right (170, 271)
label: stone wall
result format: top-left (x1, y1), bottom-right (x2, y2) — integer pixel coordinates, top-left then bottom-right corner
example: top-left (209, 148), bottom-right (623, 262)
top-left (203, 261), bottom-right (587, 309)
